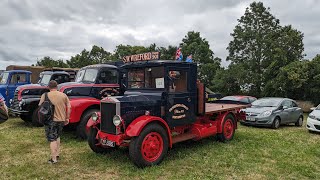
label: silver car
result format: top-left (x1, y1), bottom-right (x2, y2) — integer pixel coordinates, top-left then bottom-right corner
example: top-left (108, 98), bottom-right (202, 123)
top-left (241, 97), bottom-right (303, 129)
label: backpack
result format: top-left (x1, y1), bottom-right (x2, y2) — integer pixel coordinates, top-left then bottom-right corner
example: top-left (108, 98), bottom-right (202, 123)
top-left (38, 93), bottom-right (55, 125)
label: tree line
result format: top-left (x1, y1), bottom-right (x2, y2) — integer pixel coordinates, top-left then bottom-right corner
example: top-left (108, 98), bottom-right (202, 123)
top-left (35, 2), bottom-right (320, 104)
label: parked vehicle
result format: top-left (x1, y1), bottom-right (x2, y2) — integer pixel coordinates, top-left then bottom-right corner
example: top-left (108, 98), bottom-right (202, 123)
top-left (0, 70), bottom-right (32, 107)
top-left (86, 58), bottom-right (248, 168)
top-left (306, 105), bottom-right (320, 133)
top-left (218, 95), bottom-right (256, 104)
top-left (9, 70), bottom-right (75, 124)
top-left (58, 63), bottom-right (124, 139)
top-left (241, 97), bottom-right (303, 129)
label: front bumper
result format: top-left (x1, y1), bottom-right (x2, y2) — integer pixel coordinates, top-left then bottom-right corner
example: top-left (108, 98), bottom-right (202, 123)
top-left (306, 117), bottom-right (320, 132)
top-left (240, 116), bottom-right (273, 127)
top-left (98, 130), bottom-right (127, 147)
top-left (8, 108), bottom-right (29, 115)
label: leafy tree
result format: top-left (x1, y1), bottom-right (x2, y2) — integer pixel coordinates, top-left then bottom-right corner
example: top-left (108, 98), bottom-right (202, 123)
top-left (157, 45), bottom-right (177, 60)
top-left (113, 44), bottom-right (152, 60)
top-left (180, 31), bottom-right (221, 87)
top-left (227, 2), bottom-right (304, 97)
top-left (36, 56), bottom-right (68, 68)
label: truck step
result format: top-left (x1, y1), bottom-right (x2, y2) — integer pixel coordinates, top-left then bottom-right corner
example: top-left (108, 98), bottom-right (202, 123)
top-left (172, 133), bottom-right (197, 144)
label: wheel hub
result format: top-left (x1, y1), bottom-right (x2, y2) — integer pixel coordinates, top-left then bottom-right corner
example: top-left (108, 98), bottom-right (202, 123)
top-left (141, 132), bottom-right (163, 162)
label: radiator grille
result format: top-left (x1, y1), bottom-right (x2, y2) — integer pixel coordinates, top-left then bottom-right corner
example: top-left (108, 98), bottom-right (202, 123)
top-left (100, 102), bottom-right (117, 134)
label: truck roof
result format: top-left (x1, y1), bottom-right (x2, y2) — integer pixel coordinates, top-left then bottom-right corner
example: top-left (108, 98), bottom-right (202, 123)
top-left (121, 60), bottom-right (197, 68)
top-left (81, 64), bottom-right (118, 70)
top-left (40, 71), bottom-right (70, 75)
top-left (4, 70), bottom-right (32, 74)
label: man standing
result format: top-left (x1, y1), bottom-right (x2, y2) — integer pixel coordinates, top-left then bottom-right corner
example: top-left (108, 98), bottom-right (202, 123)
top-left (39, 80), bottom-right (71, 164)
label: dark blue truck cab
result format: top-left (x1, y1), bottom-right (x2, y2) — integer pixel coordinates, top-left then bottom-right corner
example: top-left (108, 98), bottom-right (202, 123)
top-left (86, 55), bottom-right (248, 168)
top-left (0, 70), bottom-right (32, 107)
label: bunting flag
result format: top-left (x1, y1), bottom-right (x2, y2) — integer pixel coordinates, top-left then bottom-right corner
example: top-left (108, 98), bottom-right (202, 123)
top-left (186, 54), bottom-right (193, 62)
top-left (175, 48), bottom-right (183, 61)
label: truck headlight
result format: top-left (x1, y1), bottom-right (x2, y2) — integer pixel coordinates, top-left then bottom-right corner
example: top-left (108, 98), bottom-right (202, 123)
top-left (260, 110), bottom-right (272, 117)
top-left (113, 115), bottom-right (122, 126)
top-left (91, 112), bottom-right (99, 122)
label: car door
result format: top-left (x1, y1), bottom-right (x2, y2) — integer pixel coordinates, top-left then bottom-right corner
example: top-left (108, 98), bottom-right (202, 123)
top-left (279, 100), bottom-right (292, 124)
top-left (289, 101), bottom-right (300, 123)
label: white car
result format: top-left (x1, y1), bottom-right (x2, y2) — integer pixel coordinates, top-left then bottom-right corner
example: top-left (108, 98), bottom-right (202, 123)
top-left (306, 106), bottom-right (320, 133)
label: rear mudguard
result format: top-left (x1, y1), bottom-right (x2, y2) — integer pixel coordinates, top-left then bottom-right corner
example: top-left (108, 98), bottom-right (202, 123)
top-left (125, 115), bottom-right (172, 148)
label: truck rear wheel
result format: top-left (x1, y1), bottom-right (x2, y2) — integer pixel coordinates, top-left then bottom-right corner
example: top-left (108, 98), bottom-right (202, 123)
top-left (88, 126), bottom-right (110, 154)
top-left (77, 109), bottom-right (99, 139)
top-left (20, 114), bottom-right (31, 122)
top-left (217, 114), bottom-right (235, 142)
top-left (129, 123), bottom-right (169, 168)
top-left (32, 107), bottom-right (43, 127)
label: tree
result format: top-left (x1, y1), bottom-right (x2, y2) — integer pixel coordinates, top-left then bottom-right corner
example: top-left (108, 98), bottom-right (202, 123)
top-left (157, 45), bottom-right (177, 60)
top-left (227, 2), bottom-right (304, 97)
top-left (67, 45), bottom-right (114, 68)
top-left (180, 31), bottom-right (221, 87)
top-left (36, 56), bottom-right (68, 68)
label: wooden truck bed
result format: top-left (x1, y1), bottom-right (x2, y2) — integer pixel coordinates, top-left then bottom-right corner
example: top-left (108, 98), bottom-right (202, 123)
top-left (205, 103), bottom-right (249, 114)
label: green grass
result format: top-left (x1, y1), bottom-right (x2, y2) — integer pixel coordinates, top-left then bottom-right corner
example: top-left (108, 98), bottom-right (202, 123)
top-left (0, 115), bottom-right (319, 180)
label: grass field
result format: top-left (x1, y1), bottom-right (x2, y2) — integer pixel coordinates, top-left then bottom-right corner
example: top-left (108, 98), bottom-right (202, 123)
top-left (0, 115), bottom-right (319, 180)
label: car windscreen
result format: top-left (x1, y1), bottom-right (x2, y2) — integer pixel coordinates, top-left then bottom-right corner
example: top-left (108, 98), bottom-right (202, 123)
top-left (0, 72), bottom-right (9, 84)
top-left (80, 69), bottom-right (98, 83)
top-left (75, 69), bottom-right (85, 82)
top-left (252, 98), bottom-right (282, 107)
top-left (39, 74), bottom-right (52, 85)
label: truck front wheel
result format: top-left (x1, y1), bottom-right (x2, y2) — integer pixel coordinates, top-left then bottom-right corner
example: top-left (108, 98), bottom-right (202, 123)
top-left (129, 123), bottom-right (169, 168)
top-left (217, 114), bottom-right (235, 142)
top-left (77, 109), bottom-right (99, 139)
top-left (88, 126), bottom-right (111, 154)
top-left (20, 114), bottom-right (31, 122)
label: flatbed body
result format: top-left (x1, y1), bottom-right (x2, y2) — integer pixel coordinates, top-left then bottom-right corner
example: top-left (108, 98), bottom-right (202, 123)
top-left (205, 103), bottom-right (249, 114)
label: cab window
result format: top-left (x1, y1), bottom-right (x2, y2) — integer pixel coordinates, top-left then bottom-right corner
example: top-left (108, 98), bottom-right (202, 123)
top-left (128, 66), bottom-right (164, 89)
top-left (97, 69), bottom-right (118, 84)
top-left (52, 74), bottom-right (70, 84)
top-left (10, 73), bottom-right (27, 84)
top-left (168, 70), bottom-right (187, 93)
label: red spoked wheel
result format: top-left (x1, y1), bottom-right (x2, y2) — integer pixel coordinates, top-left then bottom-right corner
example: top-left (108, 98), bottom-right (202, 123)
top-left (141, 132), bottom-right (164, 162)
top-left (217, 114), bottom-right (235, 142)
top-left (129, 123), bottom-right (169, 168)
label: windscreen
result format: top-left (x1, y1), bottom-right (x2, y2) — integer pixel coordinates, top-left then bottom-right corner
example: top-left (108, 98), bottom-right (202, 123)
top-left (39, 74), bottom-right (52, 85)
top-left (0, 72), bottom-right (9, 84)
top-left (252, 98), bottom-right (282, 107)
top-left (75, 68), bottom-right (98, 83)
top-left (128, 66), bottom-right (164, 89)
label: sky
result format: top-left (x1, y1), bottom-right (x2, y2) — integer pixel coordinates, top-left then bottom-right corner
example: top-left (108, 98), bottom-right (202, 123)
top-left (0, 0), bottom-right (319, 69)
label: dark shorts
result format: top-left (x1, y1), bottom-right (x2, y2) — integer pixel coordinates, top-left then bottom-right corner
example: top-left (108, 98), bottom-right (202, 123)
top-left (45, 121), bottom-right (64, 142)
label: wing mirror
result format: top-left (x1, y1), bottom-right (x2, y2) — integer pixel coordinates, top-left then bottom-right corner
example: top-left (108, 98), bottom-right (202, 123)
top-left (279, 105), bottom-right (284, 110)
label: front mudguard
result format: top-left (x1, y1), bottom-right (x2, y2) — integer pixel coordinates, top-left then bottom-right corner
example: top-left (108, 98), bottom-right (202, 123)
top-left (86, 112), bottom-right (101, 133)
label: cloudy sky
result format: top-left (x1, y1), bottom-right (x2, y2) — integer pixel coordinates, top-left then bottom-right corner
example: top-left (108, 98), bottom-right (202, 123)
top-left (0, 0), bottom-right (319, 69)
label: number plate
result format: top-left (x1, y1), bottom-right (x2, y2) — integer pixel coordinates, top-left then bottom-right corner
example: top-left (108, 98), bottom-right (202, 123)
top-left (246, 117), bottom-right (255, 121)
top-left (106, 140), bottom-right (115, 147)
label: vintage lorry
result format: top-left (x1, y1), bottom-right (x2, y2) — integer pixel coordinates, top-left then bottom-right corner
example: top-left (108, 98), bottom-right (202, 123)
top-left (0, 70), bottom-right (32, 107)
top-left (86, 59), bottom-right (249, 168)
top-left (9, 70), bottom-right (76, 124)
top-left (57, 63), bottom-right (123, 139)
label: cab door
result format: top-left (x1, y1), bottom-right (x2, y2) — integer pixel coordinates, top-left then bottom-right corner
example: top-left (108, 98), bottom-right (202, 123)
top-left (165, 67), bottom-right (196, 127)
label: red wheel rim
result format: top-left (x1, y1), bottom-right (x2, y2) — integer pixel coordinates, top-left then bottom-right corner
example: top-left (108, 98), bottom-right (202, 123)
top-left (141, 132), bottom-right (164, 162)
top-left (223, 119), bottom-right (234, 139)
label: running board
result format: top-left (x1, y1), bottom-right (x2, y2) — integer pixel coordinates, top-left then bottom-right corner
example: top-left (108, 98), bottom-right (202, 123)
top-left (172, 133), bottom-right (197, 144)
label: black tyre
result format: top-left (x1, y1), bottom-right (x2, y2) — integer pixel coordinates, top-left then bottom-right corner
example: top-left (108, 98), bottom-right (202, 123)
top-left (88, 126), bottom-right (110, 154)
top-left (77, 109), bottom-right (99, 139)
top-left (295, 116), bottom-right (303, 127)
top-left (20, 114), bottom-right (32, 122)
top-left (32, 107), bottom-right (43, 127)
top-left (129, 123), bottom-right (169, 168)
top-left (272, 117), bottom-right (281, 129)
top-left (217, 114), bottom-right (235, 142)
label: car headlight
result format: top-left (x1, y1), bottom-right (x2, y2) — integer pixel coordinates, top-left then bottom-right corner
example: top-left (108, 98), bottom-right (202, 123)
top-left (309, 113), bottom-right (316, 119)
top-left (91, 112), bottom-right (99, 122)
top-left (113, 115), bottom-right (122, 126)
top-left (260, 110), bottom-right (272, 117)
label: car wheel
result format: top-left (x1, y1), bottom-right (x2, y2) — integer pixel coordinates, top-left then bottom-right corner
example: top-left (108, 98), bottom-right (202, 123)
top-left (129, 123), bottom-right (169, 168)
top-left (77, 109), bottom-right (99, 140)
top-left (295, 116), bottom-right (303, 127)
top-left (88, 126), bottom-right (112, 154)
top-left (272, 117), bottom-right (280, 129)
